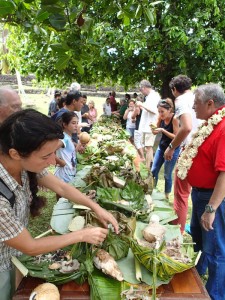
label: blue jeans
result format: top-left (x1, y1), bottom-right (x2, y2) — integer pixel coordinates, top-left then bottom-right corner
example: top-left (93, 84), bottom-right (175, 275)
top-left (151, 146), bottom-right (180, 193)
top-left (191, 189), bottom-right (225, 300)
top-left (126, 127), bottom-right (135, 138)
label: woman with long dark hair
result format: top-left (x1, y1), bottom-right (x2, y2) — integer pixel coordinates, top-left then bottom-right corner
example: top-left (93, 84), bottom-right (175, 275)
top-left (151, 99), bottom-right (180, 199)
top-left (0, 109), bottom-right (118, 300)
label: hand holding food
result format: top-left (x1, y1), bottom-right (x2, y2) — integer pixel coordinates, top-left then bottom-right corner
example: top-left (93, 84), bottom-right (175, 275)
top-left (94, 206), bottom-right (119, 234)
top-left (149, 123), bottom-right (157, 130)
top-left (79, 227), bottom-right (108, 245)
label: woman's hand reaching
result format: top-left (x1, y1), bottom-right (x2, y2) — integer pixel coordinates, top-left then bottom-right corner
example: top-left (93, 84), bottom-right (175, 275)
top-left (78, 227), bottom-right (108, 245)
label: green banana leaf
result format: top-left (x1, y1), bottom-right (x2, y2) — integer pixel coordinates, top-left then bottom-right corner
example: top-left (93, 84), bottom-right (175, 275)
top-left (88, 268), bottom-right (122, 300)
top-left (152, 200), bottom-right (173, 210)
top-left (16, 253), bottom-right (86, 285)
top-left (149, 210), bottom-right (178, 224)
top-left (71, 165), bottom-right (92, 187)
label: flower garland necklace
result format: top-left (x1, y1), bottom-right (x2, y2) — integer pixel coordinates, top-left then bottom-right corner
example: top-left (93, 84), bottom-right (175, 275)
top-left (177, 107), bottom-right (225, 180)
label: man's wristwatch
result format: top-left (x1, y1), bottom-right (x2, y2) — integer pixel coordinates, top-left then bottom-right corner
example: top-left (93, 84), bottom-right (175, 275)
top-left (205, 204), bottom-right (216, 213)
top-left (168, 143), bottom-right (174, 149)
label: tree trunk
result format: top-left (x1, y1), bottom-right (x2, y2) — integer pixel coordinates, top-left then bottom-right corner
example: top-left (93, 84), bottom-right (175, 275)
top-left (160, 77), bottom-right (174, 100)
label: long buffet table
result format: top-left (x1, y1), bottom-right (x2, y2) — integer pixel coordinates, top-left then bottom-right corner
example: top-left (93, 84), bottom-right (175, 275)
top-left (13, 268), bottom-right (210, 300)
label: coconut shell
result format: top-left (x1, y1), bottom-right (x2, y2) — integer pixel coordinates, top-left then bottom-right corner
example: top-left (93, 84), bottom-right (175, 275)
top-left (30, 283), bottom-right (60, 300)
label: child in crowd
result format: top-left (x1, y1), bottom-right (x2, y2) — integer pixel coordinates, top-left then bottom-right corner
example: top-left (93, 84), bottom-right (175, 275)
top-left (54, 111), bottom-right (79, 183)
top-left (151, 98), bottom-right (180, 199)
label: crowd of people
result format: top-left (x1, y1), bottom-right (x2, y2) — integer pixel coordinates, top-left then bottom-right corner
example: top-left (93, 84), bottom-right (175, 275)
top-left (0, 76), bottom-right (225, 300)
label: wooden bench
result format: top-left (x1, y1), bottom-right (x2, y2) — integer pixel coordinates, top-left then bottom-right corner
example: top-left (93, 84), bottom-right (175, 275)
top-left (13, 268), bottom-right (210, 300)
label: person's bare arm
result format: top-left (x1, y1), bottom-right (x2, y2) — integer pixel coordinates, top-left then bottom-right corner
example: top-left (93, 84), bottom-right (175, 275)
top-left (201, 171), bottom-right (225, 231)
top-left (55, 156), bottom-right (66, 167)
top-left (38, 172), bottom-right (119, 233)
top-left (123, 108), bottom-right (129, 120)
top-left (170, 113), bottom-right (192, 148)
top-left (5, 227), bottom-right (108, 256)
top-left (132, 106), bottom-right (140, 119)
top-left (164, 113), bottom-right (192, 160)
top-left (136, 101), bottom-right (157, 114)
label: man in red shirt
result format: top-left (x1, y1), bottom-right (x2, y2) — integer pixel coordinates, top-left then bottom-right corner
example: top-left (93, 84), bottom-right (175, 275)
top-left (177, 83), bottom-right (225, 300)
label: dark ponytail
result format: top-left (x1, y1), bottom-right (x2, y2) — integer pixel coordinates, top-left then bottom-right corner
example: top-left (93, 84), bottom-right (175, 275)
top-left (28, 172), bottom-right (46, 217)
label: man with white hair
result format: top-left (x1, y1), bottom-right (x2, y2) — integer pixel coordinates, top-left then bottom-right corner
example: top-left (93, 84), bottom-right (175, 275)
top-left (0, 87), bottom-right (22, 124)
top-left (70, 82), bottom-right (81, 92)
top-left (136, 79), bottom-right (160, 168)
top-left (177, 83), bottom-right (225, 300)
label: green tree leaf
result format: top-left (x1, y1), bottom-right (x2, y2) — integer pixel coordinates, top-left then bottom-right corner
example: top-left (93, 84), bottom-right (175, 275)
top-left (1, 0), bottom-right (225, 96)
top-left (145, 7), bottom-right (155, 25)
top-left (49, 13), bottom-right (66, 30)
top-left (55, 54), bottom-right (70, 70)
top-left (73, 59), bottom-right (84, 74)
top-left (0, 0), bottom-right (16, 15)
top-left (36, 9), bottom-right (49, 22)
top-left (41, 0), bottom-right (59, 5)
top-left (135, 4), bottom-right (142, 19)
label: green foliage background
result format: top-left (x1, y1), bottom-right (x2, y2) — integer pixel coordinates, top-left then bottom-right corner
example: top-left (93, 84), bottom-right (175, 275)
top-left (0, 0), bottom-right (224, 96)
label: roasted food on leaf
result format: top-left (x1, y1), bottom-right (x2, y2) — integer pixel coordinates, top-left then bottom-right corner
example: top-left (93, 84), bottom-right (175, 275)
top-left (93, 249), bottom-right (124, 281)
top-left (48, 258), bottom-right (80, 274)
top-left (163, 237), bottom-right (192, 264)
top-left (121, 285), bottom-right (151, 300)
top-left (142, 214), bottom-right (166, 249)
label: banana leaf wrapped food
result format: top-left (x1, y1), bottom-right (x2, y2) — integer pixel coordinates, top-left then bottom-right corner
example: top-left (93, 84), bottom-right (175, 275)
top-left (128, 236), bottom-right (197, 282)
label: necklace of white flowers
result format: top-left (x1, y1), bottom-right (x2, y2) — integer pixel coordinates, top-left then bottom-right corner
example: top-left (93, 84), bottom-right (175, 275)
top-left (177, 107), bottom-right (225, 180)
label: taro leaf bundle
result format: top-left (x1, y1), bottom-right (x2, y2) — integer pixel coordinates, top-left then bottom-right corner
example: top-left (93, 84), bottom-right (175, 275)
top-left (96, 180), bottom-right (145, 212)
top-left (101, 231), bottom-right (129, 261)
top-left (97, 186), bottom-right (121, 202)
top-left (121, 180), bottom-right (145, 210)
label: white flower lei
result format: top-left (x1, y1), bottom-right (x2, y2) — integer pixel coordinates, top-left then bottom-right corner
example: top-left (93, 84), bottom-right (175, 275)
top-left (177, 107), bottom-right (225, 180)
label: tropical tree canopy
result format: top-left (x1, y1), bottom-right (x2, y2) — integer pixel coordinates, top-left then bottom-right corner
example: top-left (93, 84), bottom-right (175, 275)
top-left (0, 0), bottom-right (224, 96)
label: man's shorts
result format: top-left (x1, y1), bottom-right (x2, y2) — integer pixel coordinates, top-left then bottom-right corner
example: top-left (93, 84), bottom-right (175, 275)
top-left (134, 130), bottom-right (143, 150)
top-left (142, 132), bottom-right (156, 147)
